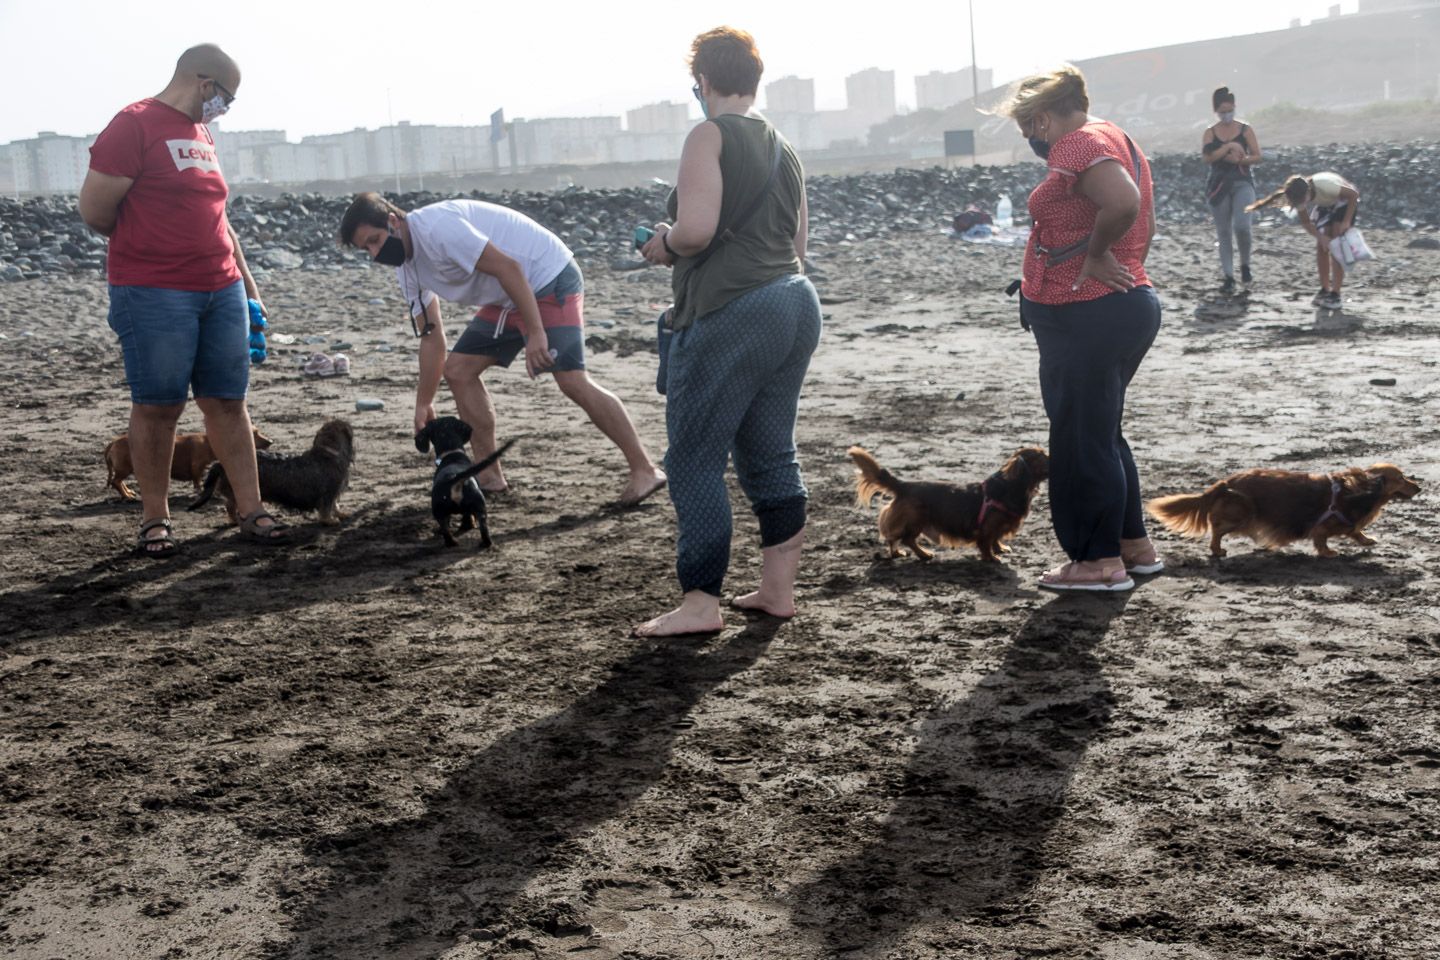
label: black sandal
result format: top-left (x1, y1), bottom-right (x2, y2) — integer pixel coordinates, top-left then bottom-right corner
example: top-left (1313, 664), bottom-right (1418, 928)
top-left (136, 517), bottom-right (179, 559)
top-left (237, 510), bottom-right (293, 545)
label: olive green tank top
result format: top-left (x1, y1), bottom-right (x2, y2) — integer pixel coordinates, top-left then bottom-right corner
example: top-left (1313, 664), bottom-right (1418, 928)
top-left (666, 114), bottom-right (804, 329)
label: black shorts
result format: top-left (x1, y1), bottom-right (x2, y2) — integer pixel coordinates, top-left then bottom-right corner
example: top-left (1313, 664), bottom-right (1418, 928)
top-left (1313, 201), bottom-right (1357, 230)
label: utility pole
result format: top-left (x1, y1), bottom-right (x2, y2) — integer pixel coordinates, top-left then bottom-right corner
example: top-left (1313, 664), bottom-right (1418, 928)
top-left (387, 89), bottom-right (401, 193)
top-left (970, 0), bottom-right (981, 167)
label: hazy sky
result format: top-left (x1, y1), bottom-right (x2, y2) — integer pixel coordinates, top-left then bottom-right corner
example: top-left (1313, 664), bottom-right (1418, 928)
top-left (0, 0), bottom-right (1360, 143)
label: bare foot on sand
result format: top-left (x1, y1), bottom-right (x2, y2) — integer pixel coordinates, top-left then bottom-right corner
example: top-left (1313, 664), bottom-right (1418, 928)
top-left (619, 467), bottom-right (667, 508)
top-left (633, 591), bottom-right (722, 638)
top-left (729, 530), bottom-right (805, 619)
top-left (731, 591), bottom-right (795, 618)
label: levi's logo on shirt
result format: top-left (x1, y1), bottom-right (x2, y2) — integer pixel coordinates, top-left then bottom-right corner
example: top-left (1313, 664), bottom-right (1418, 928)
top-left (167, 139), bottom-right (221, 174)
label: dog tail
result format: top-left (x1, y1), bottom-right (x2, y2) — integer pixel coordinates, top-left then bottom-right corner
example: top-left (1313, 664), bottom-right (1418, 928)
top-left (848, 446), bottom-right (906, 506)
top-left (188, 462), bottom-right (225, 511)
top-left (453, 439), bottom-right (518, 484)
top-left (1146, 481), bottom-right (1230, 537)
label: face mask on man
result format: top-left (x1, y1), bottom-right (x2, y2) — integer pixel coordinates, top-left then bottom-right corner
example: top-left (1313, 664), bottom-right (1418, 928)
top-left (201, 92), bottom-right (229, 124)
top-left (1217, 110), bottom-right (1235, 123)
top-left (374, 229), bottom-right (407, 267)
top-left (201, 79), bottom-right (231, 125)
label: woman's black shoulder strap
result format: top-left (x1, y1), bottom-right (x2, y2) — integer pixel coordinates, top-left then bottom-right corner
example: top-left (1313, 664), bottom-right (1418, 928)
top-left (689, 134), bottom-right (785, 269)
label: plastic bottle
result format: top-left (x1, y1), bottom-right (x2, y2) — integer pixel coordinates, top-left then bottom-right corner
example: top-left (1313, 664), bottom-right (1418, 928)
top-left (996, 194), bottom-right (1013, 229)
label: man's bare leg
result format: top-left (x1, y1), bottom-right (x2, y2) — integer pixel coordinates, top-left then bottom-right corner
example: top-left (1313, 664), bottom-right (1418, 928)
top-left (732, 529), bottom-right (803, 618)
top-left (131, 401), bottom-right (184, 552)
top-left (445, 352), bottom-right (507, 491)
top-left (554, 370), bottom-right (666, 505)
top-left (196, 397), bottom-right (281, 536)
top-left (634, 590), bottom-right (724, 638)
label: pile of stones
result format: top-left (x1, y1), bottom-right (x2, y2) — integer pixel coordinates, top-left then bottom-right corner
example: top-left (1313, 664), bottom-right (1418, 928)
top-left (2, 140), bottom-right (1436, 282)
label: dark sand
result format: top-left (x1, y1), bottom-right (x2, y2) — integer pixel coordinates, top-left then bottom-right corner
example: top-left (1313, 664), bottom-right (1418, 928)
top-left (2, 223), bottom-right (1438, 959)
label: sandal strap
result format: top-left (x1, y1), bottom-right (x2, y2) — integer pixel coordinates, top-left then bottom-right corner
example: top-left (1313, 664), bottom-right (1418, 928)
top-left (139, 517), bottom-right (174, 534)
top-left (240, 511), bottom-right (292, 535)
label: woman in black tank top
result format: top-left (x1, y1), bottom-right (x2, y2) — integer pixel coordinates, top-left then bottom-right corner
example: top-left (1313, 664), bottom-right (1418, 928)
top-left (1202, 87), bottom-right (1262, 291)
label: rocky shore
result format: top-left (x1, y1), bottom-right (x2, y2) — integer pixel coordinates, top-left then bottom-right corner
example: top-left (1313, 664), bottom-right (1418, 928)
top-left (3, 140), bottom-right (1437, 282)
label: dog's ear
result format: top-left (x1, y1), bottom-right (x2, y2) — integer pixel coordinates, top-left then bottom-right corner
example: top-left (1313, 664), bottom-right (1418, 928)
top-left (459, 420), bottom-right (473, 444)
top-left (415, 423), bottom-right (432, 454)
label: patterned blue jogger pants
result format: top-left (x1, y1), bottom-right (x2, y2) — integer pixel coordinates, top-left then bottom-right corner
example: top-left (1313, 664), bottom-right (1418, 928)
top-left (664, 273), bottom-right (823, 596)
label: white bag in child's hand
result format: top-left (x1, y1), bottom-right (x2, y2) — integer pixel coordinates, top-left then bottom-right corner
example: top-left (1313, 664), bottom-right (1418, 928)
top-left (1328, 227), bottom-right (1374, 266)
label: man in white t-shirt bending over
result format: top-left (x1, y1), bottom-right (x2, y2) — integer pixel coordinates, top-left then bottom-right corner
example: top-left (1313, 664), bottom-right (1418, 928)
top-left (340, 192), bottom-right (666, 506)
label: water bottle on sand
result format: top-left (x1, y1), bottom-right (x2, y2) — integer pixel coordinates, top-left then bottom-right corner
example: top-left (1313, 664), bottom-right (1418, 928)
top-left (996, 195), bottom-right (1013, 229)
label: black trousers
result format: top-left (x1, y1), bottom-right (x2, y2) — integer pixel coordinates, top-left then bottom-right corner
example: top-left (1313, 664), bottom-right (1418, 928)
top-left (1021, 286), bottom-right (1162, 562)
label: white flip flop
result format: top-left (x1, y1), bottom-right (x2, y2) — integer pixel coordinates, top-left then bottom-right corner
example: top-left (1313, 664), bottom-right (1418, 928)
top-left (1126, 559), bottom-right (1165, 575)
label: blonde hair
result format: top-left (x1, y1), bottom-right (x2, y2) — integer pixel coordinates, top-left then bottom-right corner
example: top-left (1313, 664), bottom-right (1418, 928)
top-left (994, 65), bottom-right (1089, 124)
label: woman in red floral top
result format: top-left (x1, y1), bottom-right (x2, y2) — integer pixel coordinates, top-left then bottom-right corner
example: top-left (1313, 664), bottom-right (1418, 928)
top-left (1000, 66), bottom-right (1162, 592)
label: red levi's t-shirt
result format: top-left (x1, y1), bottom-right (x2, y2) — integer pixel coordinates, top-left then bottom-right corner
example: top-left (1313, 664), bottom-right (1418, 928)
top-left (88, 99), bottom-right (239, 291)
top-left (1021, 120), bottom-right (1153, 305)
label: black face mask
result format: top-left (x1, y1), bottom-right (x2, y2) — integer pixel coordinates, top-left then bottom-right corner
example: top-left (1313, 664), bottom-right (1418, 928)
top-left (374, 233), bottom-right (406, 267)
top-left (1029, 137), bottom-right (1051, 160)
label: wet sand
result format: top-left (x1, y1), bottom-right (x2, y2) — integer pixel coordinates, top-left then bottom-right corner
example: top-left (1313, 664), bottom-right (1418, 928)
top-left (1, 223), bottom-right (1438, 959)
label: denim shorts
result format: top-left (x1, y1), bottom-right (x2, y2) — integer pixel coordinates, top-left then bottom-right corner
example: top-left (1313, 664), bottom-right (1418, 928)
top-left (107, 280), bottom-right (250, 405)
top-left (452, 260), bottom-right (586, 371)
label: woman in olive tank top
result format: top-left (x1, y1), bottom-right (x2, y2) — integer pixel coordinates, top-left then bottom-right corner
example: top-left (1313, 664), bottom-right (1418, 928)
top-left (635, 26), bottom-right (822, 638)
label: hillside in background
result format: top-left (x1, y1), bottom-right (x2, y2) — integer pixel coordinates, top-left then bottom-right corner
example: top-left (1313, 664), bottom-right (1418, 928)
top-left (879, 4), bottom-right (1440, 162)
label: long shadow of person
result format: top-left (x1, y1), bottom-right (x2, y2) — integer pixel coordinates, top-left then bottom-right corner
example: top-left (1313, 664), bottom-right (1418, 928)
top-left (0, 500), bottom-right (496, 648)
top-left (276, 621), bottom-right (781, 959)
top-left (790, 593), bottom-right (1128, 957)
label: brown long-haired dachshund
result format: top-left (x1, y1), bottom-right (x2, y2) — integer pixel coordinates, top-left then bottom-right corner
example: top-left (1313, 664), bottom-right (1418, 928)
top-left (1147, 463), bottom-right (1420, 558)
top-left (848, 446), bottom-right (1049, 562)
top-left (105, 428), bottom-right (272, 500)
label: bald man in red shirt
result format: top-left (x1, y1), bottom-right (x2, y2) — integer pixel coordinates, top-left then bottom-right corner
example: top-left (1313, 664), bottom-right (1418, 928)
top-left (80, 44), bottom-right (289, 556)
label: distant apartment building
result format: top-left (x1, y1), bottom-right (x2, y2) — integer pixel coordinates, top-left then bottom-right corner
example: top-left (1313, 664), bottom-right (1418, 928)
top-left (512, 116), bottom-right (621, 167)
top-left (3, 131), bottom-right (92, 194)
top-left (626, 101), bottom-right (690, 134)
top-left (845, 68), bottom-right (897, 122)
top-left (763, 111), bottom-right (827, 151)
top-left (605, 131), bottom-right (688, 164)
top-left (914, 67), bottom-right (994, 111)
top-left (765, 76), bottom-right (816, 114)
top-left (210, 126), bottom-right (286, 153)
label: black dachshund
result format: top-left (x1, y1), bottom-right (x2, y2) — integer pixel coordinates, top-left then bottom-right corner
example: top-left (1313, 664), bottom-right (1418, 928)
top-left (415, 417), bottom-right (515, 548)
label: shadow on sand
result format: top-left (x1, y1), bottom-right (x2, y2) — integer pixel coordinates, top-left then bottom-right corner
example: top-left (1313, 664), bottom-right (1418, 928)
top-left (790, 592), bottom-right (1128, 957)
top-left (273, 621), bottom-right (782, 959)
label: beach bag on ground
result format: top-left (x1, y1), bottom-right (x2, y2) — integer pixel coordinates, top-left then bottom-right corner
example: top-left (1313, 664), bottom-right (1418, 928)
top-left (1328, 227), bottom-right (1373, 266)
top-left (953, 207), bottom-right (993, 233)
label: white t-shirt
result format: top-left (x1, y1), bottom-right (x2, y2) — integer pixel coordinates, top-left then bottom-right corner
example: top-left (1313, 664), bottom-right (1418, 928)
top-left (396, 199), bottom-right (574, 316)
top-left (1310, 171), bottom-right (1355, 208)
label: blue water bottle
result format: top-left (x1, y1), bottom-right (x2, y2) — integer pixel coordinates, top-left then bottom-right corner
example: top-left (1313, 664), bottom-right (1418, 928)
top-left (247, 299), bottom-right (268, 364)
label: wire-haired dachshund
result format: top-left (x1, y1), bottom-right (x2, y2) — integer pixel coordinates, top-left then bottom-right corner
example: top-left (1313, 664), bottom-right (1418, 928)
top-left (415, 416), bottom-right (515, 548)
top-left (189, 420), bottom-right (354, 525)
